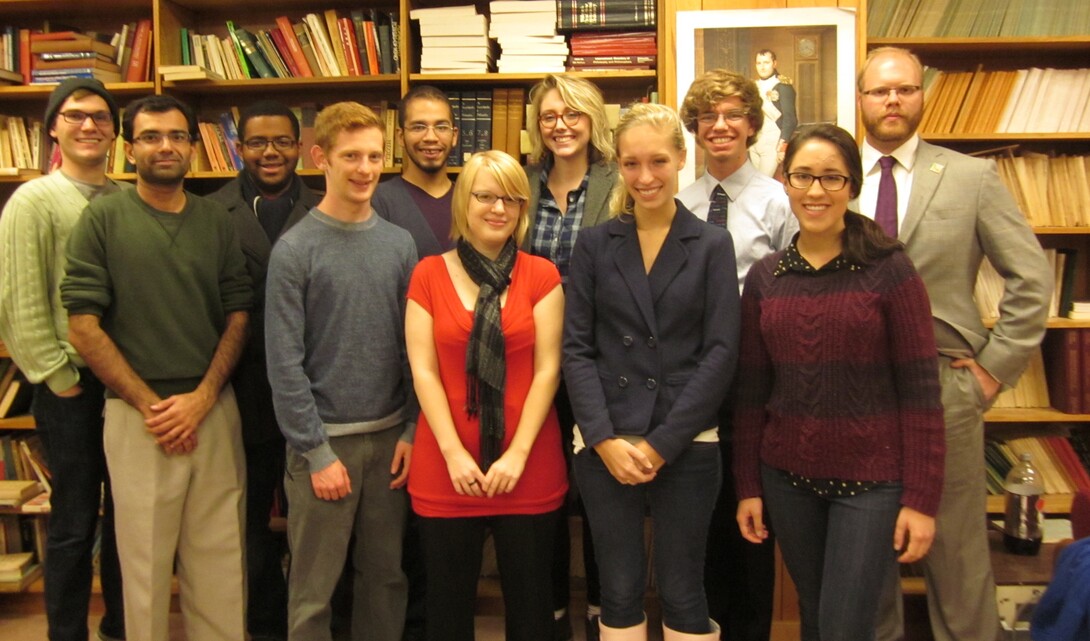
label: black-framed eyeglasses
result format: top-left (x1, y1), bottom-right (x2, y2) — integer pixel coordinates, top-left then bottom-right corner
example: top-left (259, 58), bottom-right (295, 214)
top-left (471, 191), bottom-right (524, 208)
top-left (538, 110), bottom-right (583, 128)
top-left (694, 109), bottom-right (749, 126)
top-left (60, 110), bottom-right (113, 126)
top-left (785, 173), bottom-right (850, 192)
top-left (133, 131), bottom-right (192, 146)
top-left (404, 123), bottom-right (455, 136)
top-left (243, 136), bottom-right (298, 151)
top-left (860, 85), bottom-right (921, 100)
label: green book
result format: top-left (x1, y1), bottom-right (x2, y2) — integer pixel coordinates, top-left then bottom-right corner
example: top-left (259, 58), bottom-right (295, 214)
top-left (225, 20), bottom-right (252, 79)
top-left (180, 27), bottom-right (191, 65)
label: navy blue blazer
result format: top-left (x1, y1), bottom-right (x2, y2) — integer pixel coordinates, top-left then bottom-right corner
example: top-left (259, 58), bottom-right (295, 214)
top-left (562, 202), bottom-right (740, 464)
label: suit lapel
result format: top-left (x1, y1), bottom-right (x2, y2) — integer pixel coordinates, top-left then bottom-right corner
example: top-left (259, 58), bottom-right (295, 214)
top-left (647, 209), bottom-right (697, 305)
top-left (610, 219), bottom-right (658, 334)
top-left (900, 141), bottom-right (946, 244)
top-left (583, 161), bottom-right (616, 228)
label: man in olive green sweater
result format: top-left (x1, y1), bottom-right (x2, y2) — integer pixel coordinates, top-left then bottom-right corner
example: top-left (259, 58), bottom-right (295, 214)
top-left (61, 95), bottom-right (252, 641)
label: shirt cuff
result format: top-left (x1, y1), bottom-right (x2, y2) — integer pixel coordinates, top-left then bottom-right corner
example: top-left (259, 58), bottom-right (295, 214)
top-left (301, 441), bottom-right (337, 474)
top-left (44, 364), bottom-right (81, 395)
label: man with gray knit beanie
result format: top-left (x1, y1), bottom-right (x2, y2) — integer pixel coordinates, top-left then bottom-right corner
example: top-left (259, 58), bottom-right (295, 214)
top-left (0, 78), bottom-right (126, 641)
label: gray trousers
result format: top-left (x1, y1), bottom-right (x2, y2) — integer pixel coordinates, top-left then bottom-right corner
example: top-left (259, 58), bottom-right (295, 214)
top-left (285, 427), bottom-right (409, 641)
top-left (875, 359), bottom-right (1001, 641)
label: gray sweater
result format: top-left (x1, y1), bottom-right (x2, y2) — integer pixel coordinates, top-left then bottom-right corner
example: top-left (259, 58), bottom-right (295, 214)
top-left (265, 208), bottom-right (418, 472)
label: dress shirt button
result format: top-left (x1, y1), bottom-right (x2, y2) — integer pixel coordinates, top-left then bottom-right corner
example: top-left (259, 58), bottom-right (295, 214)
top-left (618, 376), bottom-right (629, 388)
top-left (646, 378), bottom-right (657, 390)
top-left (647, 336), bottom-right (657, 348)
top-left (622, 335), bottom-right (634, 347)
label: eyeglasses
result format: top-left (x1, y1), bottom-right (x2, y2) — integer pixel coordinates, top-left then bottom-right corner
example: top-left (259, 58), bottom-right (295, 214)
top-left (133, 131), bottom-right (192, 146)
top-left (785, 172), bottom-right (850, 192)
top-left (538, 110), bottom-right (583, 128)
top-left (471, 191), bottom-right (524, 208)
top-left (694, 109), bottom-right (749, 127)
top-left (404, 123), bottom-right (455, 136)
top-left (860, 85), bottom-right (922, 100)
top-left (243, 136), bottom-right (298, 151)
top-left (60, 110), bottom-right (113, 126)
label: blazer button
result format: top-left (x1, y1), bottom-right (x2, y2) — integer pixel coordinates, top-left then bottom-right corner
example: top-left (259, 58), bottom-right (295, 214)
top-left (618, 376), bottom-right (629, 388)
top-left (622, 335), bottom-right (634, 347)
top-left (647, 336), bottom-right (657, 348)
top-left (646, 378), bottom-right (657, 390)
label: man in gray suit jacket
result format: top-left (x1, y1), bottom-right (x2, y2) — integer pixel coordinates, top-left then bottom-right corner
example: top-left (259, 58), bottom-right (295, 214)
top-left (857, 47), bottom-right (1052, 641)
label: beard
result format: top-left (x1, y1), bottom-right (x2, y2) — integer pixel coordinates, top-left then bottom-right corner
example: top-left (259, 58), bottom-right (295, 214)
top-left (862, 107), bottom-right (922, 146)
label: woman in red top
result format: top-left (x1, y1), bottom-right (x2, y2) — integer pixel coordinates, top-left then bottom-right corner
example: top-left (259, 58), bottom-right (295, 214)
top-left (406, 150), bottom-right (567, 641)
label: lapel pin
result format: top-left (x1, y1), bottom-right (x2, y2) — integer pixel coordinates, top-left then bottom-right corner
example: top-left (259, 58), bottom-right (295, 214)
top-left (930, 163), bottom-right (944, 174)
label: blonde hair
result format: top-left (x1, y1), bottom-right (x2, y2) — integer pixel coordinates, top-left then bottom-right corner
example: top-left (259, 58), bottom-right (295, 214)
top-left (451, 150), bottom-right (531, 246)
top-left (857, 47), bottom-right (924, 92)
top-left (527, 74), bottom-right (614, 166)
top-left (313, 102), bottom-right (384, 152)
top-left (679, 69), bottom-right (764, 147)
top-left (609, 103), bottom-right (686, 218)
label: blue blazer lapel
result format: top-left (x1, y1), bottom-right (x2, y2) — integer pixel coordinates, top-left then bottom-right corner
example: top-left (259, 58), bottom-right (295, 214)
top-left (647, 209), bottom-right (700, 305)
top-left (901, 141), bottom-right (946, 244)
top-left (610, 218), bottom-right (659, 335)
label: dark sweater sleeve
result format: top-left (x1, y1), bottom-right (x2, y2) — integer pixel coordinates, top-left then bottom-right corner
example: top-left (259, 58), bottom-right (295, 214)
top-left (61, 202), bottom-right (111, 317)
top-left (883, 252), bottom-right (945, 516)
top-left (732, 258), bottom-right (775, 500)
top-left (217, 206), bottom-right (254, 315)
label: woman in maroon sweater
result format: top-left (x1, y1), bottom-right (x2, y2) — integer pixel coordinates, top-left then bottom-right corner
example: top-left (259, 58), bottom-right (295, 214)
top-left (733, 124), bottom-right (945, 641)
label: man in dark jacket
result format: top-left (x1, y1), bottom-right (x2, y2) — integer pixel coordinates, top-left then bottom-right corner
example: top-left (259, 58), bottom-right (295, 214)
top-left (208, 100), bottom-right (320, 641)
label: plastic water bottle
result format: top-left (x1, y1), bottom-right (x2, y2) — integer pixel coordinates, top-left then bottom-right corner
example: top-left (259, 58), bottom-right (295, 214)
top-left (1002, 452), bottom-right (1044, 555)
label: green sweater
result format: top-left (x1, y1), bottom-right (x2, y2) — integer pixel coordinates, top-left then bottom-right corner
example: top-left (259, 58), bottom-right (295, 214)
top-left (0, 172), bottom-right (129, 393)
top-left (61, 189), bottom-right (252, 398)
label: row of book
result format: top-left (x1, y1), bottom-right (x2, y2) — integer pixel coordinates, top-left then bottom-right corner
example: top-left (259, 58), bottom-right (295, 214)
top-left (447, 88), bottom-right (527, 167)
top-left (1040, 329), bottom-right (1090, 415)
top-left (569, 32), bottom-right (657, 71)
top-left (175, 11), bottom-right (399, 83)
top-left (869, 0), bottom-right (1090, 38)
top-left (919, 66), bottom-right (1090, 135)
top-left (0, 115), bottom-right (44, 175)
top-left (985, 432), bottom-right (1090, 497)
top-left (1, 22), bottom-right (153, 85)
top-left (988, 152), bottom-right (1090, 228)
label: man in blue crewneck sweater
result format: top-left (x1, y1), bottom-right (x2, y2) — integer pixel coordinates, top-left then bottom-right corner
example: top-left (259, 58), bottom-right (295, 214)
top-left (265, 101), bottom-right (418, 641)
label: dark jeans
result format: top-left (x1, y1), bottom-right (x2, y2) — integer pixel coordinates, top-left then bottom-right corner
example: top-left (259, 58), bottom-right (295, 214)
top-left (419, 510), bottom-right (559, 641)
top-left (245, 437), bottom-right (287, 638)
top-left (704, 438), bottom-right (775, 641)
top-left (32, 370), bottom-right (124, 641)
top-left (575, 442), bottom-right (720, 633)
top-left (552, 384), bottom-right (600, 613)
top-left (762, 465), bottom-right (903, 641)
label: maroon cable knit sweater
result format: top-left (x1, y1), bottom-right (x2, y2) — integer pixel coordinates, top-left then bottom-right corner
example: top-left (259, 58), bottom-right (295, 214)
top-left (732, 243), bottom-right (946, 516)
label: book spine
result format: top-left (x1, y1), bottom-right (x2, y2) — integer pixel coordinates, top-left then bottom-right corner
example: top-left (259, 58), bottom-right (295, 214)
top-left (363, 21), bottom-right (380, 75)
top-left (506, 87), bottom-right (525, 160)
top-left (447, 92), bottom-right (462, 167)
top-left (557, 0), bottom-right (654, 30)
top-left (224, 21), bottom-right (252, 79)
top-left (218, 112), bottom-right (244, 170)
top-left (275, 17), bottom-right (313, 77)
top-left (475, 90), bottom-right (492, 153)
top-left (377, 15), bottom-right (394, 74)
top-left (237, 28), bottom-right (276, 79)
top-left (322, 10), bottom-right (349, 76)
top-left (126, 19), bottom-right (152, 82)
top-left (18, 29), bottom-right (30, 84)
top-left (459, 92), bottom-right (476, 165)
top-left (180, 27), bottom-right (191, 66)
top-left (336, 18), bottom-right (361, 76)
top-left (267, 27), bottom-right (301, 77)
top-left (350, 12), bottom-right (370, 76)
top-left (256, 30), bottom-right (290, 78)
top-left (569, 55), bottom-right (656, 66)
top-left (293, 23), bottom-right (323, 78)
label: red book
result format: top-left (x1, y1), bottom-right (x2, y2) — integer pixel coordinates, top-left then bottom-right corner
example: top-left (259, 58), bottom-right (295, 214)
top-left (1043, 329), bottom-right (1082, 414)
top-left (1046, 436), bottom-right (1090, 493)
top-left (125, 19), bottom-right (152, 82)
top-left (29, 31), bottom-right (81, 42)
top-left (337, 18), bottom-right (361, 76)
top-left (267, 27), bottom-right (301, 77)
top-left (275, 16), bottom-right (313, 77)
top-left (362, 21), bottom-right (379, 75)
top-left (18, 29), bottom-right (31, 84)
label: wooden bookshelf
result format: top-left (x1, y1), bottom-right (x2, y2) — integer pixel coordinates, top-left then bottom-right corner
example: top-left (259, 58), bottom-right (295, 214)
top-left (868, 36), bottom-right (1090, 54)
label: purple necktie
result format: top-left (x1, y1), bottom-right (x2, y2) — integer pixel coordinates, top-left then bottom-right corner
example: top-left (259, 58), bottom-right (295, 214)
top-left (876, 156), bottom-right (898, 238)
top-left (708, 185), bottom-right (728, 227)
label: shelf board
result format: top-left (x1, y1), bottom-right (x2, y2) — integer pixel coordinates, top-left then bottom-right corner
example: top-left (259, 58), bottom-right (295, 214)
top-left (161, 75), bottom-right (400, 94)
top-left (410, 70), bottom-right (657, 85)
top-left (921, 133), bottom-right (1090, 143)
top-left (983, 317), bottom-right (1090, 329)
top-left (0, 82), bottom-right (154, 100)
top-left (987, 493), bottom-right (1073, 514)
top-left (984, 407), bottom-right (1090, 422)
top-left (1033, 227), bottom-right (1090, 235)
top-left (868, 36), bottom-right (1090, 54)
top-left (0, 415), bottom-right (35, 430)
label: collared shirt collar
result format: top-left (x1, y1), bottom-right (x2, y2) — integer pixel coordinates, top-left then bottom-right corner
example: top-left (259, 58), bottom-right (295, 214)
top-left (862, 134), bottom-right (919, 176)
top-left (698, 160), bottom-right (760, 203)
top-left (773, 235), bottom-right (863, 276)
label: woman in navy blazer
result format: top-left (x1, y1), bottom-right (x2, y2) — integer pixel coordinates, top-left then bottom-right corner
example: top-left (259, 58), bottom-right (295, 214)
top-left (562, 103), bottom-right (740, 641)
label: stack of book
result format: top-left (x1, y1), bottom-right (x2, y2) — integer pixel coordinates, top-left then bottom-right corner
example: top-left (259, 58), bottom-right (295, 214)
top-left (0, 552), bottom-right (40, 590)
top-left (568, 31), bottom-right (656, 71)
top-left (412, 5), bottom-right (493, 74)
top-left (489, 1), bottom-right (567, 74)
top-left (0, 481), bottom-right (42, 508)
top-left (556, 0), bottom-right (656, 31)
top-left (29, 32), bottom-right (121, 84)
